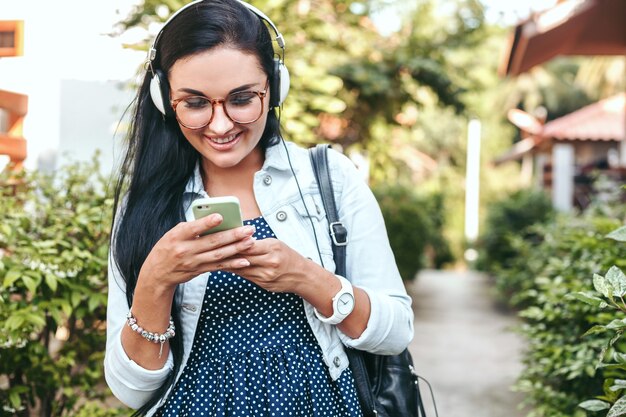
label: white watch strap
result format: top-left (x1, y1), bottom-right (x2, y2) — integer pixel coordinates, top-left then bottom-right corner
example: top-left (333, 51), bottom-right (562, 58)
top-left (314, 275), bottom-right (354, 325)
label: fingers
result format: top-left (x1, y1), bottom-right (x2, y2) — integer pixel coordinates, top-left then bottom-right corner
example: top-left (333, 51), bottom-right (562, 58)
top-left (183, 215), bottom-right (255, 245)
top-left (186, 213), bottom-right (224, 237)
top-left (170, 236), bottom-right (254, 276)
top-left (237, 237), bottom-right (277, 256)
top-left (192, 231), bottom-right (257, 271)
top-left (236, 239), bottom-right (285, 270)
top-left (205, 236), bottom-right (256, 261)
top-left (200, 256), bottom-right (251, 271)
top-left (185, 213), bottom-right (254, 238)
top-left (195, 224), bottom-right (256, 252)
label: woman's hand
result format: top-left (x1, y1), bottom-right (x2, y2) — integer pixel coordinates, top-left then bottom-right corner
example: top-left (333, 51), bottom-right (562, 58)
top-left (229, 238), bottom-right (310, 293)
top-left (231, 238), bottom-right (370, 338)
top-left (138, 213), bottom-right (256, 291)
top-left (122, 213), bottom-right (255, 370)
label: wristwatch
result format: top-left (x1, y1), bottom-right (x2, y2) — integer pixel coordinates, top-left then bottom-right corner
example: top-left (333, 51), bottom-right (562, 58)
top-left (314, 275), bottom-right (355, 325)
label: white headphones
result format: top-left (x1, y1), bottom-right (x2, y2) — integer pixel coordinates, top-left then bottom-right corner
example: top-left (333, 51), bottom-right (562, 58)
top-left (147, 0), bottom-right (290, 116)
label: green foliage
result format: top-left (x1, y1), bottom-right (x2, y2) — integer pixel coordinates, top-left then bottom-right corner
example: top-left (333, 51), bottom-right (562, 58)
top-left (570, 226), bottom-right (626, 417)
top-left (115, 0), bottom-right (482, 148)
top-left (475, 188), bottom-right (555, 304)
top-left (0, 156), bottom-right (117, 416)
top-left (372, 185), bottom-right (453, 281)
top-left (71, 401), bottom-right (129, 417)
top-left (492, 215), bottom-right (626, 416)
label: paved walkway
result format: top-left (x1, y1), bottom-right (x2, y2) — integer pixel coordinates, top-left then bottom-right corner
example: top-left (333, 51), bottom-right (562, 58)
top-left (407, 269), bottom-right (528, 417)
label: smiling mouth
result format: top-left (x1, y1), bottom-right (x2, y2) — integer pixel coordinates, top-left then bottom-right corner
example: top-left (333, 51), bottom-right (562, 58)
top-left (209, 133), bottom-right (238, 145)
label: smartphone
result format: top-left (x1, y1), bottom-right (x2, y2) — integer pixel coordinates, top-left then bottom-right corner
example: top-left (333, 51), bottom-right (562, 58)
top-left (191, 196), bottom-right (243, 236)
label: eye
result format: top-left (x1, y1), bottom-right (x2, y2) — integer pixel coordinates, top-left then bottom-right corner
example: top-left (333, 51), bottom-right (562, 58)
top-left (183, 96), bottom-right (210, 109)
top-left (228, 92), bottom-right (256, 107)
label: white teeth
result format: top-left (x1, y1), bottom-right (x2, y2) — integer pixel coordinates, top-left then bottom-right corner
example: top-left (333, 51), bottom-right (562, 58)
top-left (211, 134), bottom-right (237, 144)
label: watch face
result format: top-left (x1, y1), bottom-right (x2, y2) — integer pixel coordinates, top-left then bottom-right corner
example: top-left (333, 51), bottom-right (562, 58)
top-left (337, 293), bottom-right (355, 315)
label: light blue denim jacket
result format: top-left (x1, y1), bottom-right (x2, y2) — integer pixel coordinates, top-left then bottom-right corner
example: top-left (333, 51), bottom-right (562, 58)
top-left (104, 140), bottom-right (414, 413)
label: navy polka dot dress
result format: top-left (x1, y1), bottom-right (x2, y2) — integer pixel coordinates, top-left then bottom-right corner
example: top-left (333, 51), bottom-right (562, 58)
top-left (155, 217), bottom-right (362, 417)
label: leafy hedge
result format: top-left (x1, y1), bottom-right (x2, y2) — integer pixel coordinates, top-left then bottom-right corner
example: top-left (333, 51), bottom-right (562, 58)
top-left (476, 188), bottom-right (555, 271)
top-left (512, 216), bottom-right (626, 416)
top-left (373, 185), bottom-right (453, 281)
top-left (478, 190), bottom-right (626, 416)
top-left (570, 226), bottom-right (626, 417)
top-left (475, 188), bottom-right (555, 307)
top-left (475, 184), bottom-right (626, 416)
top-left (0, 157), bottom-right (124, 416)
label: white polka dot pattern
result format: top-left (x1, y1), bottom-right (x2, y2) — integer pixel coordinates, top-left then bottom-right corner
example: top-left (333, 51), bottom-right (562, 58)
top-left (154, 217), bottom-right (362, 417)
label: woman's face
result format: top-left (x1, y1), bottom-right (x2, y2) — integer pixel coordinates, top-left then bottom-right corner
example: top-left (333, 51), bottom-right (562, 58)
top-left (168, 47), bottom-right (270, 171)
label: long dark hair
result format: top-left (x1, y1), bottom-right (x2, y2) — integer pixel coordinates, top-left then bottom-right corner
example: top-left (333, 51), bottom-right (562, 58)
top-left (111, 1), bottom-right (281, 414)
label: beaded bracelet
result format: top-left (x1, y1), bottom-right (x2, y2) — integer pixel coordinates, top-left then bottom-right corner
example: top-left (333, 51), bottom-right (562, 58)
top-left (126, 310), bottom-right (175, 358)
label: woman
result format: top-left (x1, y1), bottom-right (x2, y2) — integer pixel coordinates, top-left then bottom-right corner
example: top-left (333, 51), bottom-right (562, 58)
top-left (104, 0), bottom-right (413, 415)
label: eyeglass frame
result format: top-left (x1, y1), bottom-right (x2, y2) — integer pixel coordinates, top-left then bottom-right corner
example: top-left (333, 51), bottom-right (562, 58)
top-left (170, 80), bottom-right (270, 130)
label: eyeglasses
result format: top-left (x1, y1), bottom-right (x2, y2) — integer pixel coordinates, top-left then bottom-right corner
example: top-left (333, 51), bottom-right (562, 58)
top-left (170, 81), bottom-right (269, 130)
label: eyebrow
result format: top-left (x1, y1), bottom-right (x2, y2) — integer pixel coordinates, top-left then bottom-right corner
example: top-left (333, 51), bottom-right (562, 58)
top-left (176, 83), bottom-right (261, 97)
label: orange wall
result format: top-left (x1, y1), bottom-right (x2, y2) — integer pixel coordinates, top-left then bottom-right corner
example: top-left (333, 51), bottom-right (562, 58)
top-left (0, 88), bottom-right (28, 169)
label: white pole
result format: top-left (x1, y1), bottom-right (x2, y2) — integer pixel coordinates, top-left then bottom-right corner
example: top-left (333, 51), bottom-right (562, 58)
top-left (552, 143), bottom-right (574, 212)
top-left (465, 119), bottom-right (481, 261)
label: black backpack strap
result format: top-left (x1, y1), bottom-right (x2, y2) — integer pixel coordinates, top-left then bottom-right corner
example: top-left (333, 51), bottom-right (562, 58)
top-left (309, 144), bottom-right (434, 417)
top-left (308, 144), bottom-right (348, 276)
top-left (308, 144), bottom-right (379, 417)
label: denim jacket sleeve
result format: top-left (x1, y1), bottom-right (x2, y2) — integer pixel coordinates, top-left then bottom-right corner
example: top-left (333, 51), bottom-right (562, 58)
top-left (326, 148), bottom-right (414, 354)
top-left (103, 219), bottom-right (174, 409)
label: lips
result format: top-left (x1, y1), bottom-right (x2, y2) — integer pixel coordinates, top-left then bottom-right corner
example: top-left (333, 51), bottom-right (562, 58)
top-left (209, 133), bottom-right (237, 144)
top-left (205, 132), bottom-right (241, 149)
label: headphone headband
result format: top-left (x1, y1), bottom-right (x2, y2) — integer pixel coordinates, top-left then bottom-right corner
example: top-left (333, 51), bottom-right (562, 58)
top-left (147, 0), bottom-right (285, 70)
top-left (147, 0), bottom-right (290, 113)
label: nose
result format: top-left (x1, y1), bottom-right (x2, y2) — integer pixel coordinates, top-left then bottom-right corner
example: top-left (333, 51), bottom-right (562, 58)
top-left (208, 102), bottom-right (234, 135)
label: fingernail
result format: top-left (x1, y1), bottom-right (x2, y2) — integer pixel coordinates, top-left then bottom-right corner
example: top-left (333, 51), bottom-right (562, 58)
top-left (238, 259), bottom-right (250, 267)
top-left (212, 213), bottom-right (223, 222)
top-left (243, 225), bottom-right (256, 234)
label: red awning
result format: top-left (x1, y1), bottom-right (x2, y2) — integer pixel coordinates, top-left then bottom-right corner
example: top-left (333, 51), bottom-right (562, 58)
top-left (500, 0), bottom-right (626, 76)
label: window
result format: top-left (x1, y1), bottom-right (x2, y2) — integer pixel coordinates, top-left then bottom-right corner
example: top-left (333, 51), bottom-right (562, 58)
top-left (0, 21), bottom-right (24, 57)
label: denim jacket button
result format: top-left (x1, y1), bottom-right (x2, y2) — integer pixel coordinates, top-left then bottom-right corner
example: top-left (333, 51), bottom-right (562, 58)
top-left (263, 175), bottom-right (272, 185)
top-left (333, 356), bottom-right (341, 367)
top-left (276, 211), bottom-right (287, 221)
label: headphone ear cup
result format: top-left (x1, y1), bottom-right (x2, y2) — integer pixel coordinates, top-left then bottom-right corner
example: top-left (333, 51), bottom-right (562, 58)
top-left (149, 69), bottom-right (174, 117)
top-left (270, 58), bottom-right (290, 108)
top-left (278, 62), bottom-right (290, 106)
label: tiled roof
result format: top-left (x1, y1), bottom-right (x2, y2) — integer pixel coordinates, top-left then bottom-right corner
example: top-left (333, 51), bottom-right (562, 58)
top-left (496, 93), bottom-right (624, 164)
top-left (542, 92), bottom-right (625, 141)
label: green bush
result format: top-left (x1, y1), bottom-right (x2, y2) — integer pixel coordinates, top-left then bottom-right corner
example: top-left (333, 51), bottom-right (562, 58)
top-left (475, 188), bottom-right (555, 306)
top-left (373, 185), bottom-right (453, 281)
top-left (570, 226), bottom-right (626, 417)
top-left (0, 156), bottom-right (123, 416)
top-left (503, 216), bottom-right (626, 417)
top-left (476, 187), bottom-right (555, 272)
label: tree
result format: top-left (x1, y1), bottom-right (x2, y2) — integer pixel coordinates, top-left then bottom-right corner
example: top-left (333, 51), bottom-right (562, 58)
top-left (114, 0), bottom-right (483, 149)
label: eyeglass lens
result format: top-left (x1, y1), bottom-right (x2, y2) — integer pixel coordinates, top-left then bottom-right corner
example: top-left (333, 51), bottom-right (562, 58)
top-left (175, 91), bottom-right (263, 128)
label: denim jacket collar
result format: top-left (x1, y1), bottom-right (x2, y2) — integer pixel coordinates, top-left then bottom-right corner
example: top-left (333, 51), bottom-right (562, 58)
top-left (183, 138), bottom-right (295, 196)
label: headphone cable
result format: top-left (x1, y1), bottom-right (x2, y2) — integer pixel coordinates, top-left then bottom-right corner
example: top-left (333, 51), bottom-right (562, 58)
top-left (278, 128), bottom-right (325, 268)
